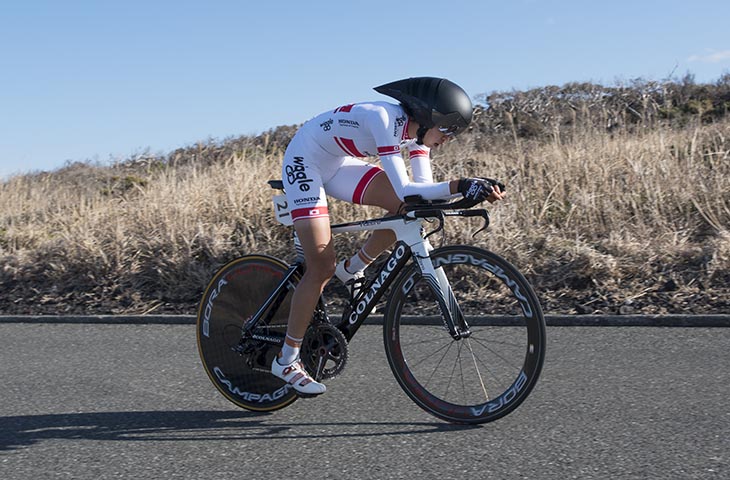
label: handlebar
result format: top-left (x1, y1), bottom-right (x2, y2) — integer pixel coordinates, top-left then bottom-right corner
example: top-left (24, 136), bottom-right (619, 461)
top-left (402, 195), bottom-right (491, 237)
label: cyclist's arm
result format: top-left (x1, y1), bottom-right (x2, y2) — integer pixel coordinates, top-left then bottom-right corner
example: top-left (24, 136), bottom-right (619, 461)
top-left (369, 107), bottom-right (451, 200)
top-left (407, 144), bottom-right (463, 199)
top-left (408, 146), bottom-right (433, 183)
top-left (378, 154), bottom-right (452, 200)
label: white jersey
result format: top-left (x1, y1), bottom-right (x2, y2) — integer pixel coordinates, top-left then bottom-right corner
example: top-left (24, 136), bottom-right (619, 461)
top-left (282, 101), bottom-right (451, 222)
top-left (300, 101), bottom-right (450, 198)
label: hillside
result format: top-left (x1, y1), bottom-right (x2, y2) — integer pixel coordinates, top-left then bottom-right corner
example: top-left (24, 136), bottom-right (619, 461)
top-left (1, 76), bottom-right (729, 315)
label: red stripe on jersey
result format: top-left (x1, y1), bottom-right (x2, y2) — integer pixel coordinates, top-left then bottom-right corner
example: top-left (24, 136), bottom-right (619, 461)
top-left (291, 206), bottom-right (330, 221)
top-left (401, 117), bottom-right (411, 140)
top-left (377, 145), bottom-right (400, 156)
top-left (337, 137), bottom-right (366, 157)
top-left (334, 137), bottom-right (355, 156)
top-left (353, 167), bottom-right (383, 204)
top-left (334, 104), bottom-right (355, 113)
top-left (410, 149), bottom-right (429, 157)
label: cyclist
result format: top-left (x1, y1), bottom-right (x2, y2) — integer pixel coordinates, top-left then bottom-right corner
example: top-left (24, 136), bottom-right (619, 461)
top-left (272, 77), bottom-right (504, 395)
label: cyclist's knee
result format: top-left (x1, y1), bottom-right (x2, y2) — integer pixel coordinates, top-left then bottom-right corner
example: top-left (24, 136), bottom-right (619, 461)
top-left (304, 258), bottom-right (336, 283)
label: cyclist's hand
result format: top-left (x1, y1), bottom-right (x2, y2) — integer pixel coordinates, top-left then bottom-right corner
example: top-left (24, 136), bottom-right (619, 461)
top-left (481, 177), bottom-right (506, 192)
top-left (485, 178), bottom-right (505, 203)
top-left (477, 177), bottom-right (506, 203)
top-left (458, 178), bottom-right (493, 203)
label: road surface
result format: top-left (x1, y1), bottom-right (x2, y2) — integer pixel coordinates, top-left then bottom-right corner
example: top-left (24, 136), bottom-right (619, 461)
top-left (1, 324), bottom-right (728, 479)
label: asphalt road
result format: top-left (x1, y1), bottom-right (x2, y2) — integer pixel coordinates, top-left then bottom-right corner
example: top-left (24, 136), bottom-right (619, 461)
top-left (1, 323), bottom-right (728, 479)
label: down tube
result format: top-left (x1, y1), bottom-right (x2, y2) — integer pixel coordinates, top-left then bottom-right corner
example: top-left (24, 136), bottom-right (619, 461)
top-left (337, 242), bottom-right (412, 340)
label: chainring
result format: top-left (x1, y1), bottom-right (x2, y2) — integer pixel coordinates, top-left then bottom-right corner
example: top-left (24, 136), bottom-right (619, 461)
top-left (301, 323), bottom-right (349, 381)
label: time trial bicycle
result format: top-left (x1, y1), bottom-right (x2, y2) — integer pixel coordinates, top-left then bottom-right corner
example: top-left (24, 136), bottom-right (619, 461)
top-left (196, 179), bottom-right (546, 424)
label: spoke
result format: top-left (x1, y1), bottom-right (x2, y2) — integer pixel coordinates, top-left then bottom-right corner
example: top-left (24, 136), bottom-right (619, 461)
top-left (423, 340), bottom-right (454, 390)
top-left (468, 335), bottom-right (524, 371)
top-left (407, 338), bottom-right (453, 370)
top-left (445, 341), bottom-right (463, 399)
top-left (467, 333), bottom-right (525, 349)
top-left (465, 338), bottom-right (490, 401)
top-left (400, 329), bottom-right (454, 349)
top-left (467, 339), bottom-right (518, 387)
top-left (458, 343), bottom-right (467, 404)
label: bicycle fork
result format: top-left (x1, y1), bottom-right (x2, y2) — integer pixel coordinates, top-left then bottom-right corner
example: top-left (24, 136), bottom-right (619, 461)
top-left (402, 224), bottom-right (471, 340)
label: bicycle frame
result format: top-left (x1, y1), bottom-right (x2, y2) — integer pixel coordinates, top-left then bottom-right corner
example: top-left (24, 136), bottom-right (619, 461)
top-left (328, 214), bottom-right (468, 340)
top-left (240, 211), bottom-right (472, 349)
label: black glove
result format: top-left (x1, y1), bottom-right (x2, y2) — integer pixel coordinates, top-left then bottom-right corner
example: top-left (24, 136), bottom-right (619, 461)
top-left (481, 177), bottom-right (506, 192)
top-left (458, 178), bottom-right (493, 203)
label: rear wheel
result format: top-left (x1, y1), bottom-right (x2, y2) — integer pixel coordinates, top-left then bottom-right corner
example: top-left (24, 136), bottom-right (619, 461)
top-left (383, 246), bottom-right (546, 424)
top-left (196, 255), bottom-right (299, 412)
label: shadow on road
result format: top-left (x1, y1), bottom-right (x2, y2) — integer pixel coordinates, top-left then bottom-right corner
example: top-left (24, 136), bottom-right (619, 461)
top-left (0, 410), bottom-right (476, 450)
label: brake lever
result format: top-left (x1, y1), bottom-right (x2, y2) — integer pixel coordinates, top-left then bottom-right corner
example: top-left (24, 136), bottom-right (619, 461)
top-left (423, 213), bottom-right (445, 240)
top-left (472, 211), bottom-right (490, 237)
top-left (446, 209), bottom-right (490, 236)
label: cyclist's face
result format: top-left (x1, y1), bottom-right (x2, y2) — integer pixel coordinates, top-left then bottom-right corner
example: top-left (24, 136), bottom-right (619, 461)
top-left (422, 127), bottom-right (453, 149)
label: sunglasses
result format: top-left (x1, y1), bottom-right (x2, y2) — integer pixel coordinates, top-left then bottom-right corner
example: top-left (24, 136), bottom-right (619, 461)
top-left (437, 125), bottom-right (460, 136)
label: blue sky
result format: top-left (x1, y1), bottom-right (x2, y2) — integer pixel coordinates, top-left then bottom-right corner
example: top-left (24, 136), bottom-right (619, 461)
top-left (2, 0), bottom-right (729, 179)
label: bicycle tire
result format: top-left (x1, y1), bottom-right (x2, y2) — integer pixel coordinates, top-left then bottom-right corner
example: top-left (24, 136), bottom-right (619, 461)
top-left (383, 245), bottom-right (546, 424)
top-left (196, 254), bottom-right (299, 412)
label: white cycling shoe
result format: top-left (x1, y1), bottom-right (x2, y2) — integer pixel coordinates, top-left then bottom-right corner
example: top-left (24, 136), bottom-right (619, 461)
top-left (271, 357), bottom-right (326, 396)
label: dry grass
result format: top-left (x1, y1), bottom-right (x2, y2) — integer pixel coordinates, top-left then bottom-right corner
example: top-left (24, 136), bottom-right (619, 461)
top-left (1, 117), bottom-right (729, 315)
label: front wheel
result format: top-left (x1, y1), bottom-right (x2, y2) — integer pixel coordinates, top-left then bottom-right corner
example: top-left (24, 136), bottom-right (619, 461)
top-left (383, 245), bottom-right (546, 424)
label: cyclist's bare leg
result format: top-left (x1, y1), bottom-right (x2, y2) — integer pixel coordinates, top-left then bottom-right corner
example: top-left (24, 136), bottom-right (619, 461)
top-left (286, 216), bottom-right (336, 340)
top-left (271, 216), bottom-right (332, 394)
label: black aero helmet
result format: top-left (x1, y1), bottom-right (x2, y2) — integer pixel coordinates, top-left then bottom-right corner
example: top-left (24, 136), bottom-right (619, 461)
top-left (374, 77), bottom-right (473, 138)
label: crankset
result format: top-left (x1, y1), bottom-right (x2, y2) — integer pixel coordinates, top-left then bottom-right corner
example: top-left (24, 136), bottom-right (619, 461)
top-left (301, 323), bottom-right (349, 381)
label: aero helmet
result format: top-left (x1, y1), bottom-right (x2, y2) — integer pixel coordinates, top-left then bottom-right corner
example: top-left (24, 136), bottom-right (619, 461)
top-left (374, 77), bottom-right (473, 141)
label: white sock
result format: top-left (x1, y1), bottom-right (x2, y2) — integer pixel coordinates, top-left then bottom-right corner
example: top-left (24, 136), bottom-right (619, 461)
top-left (278, 334), bottom-right (302, 364)
top-left (347, 247), bottom-right (374, 274)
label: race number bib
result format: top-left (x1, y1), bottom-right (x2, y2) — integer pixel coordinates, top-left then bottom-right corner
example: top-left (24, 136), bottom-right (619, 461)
top-left (272, 194), bottom-right (293, 226)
